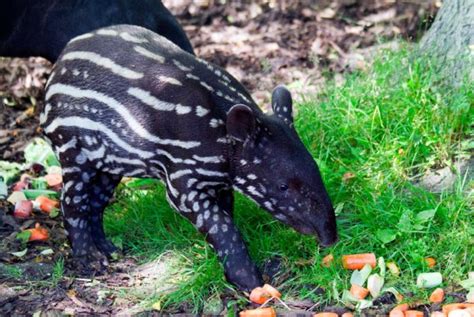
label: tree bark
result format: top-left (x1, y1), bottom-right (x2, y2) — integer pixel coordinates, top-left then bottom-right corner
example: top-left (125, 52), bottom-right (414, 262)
top-left (419, 0), bottom-right (474, 82)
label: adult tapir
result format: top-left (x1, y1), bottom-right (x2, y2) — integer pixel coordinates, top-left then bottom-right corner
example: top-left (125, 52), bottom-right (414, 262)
top-left (41, 24), bottom-right (338, 291)
top-left (0, 0), bottom-right (194, 61)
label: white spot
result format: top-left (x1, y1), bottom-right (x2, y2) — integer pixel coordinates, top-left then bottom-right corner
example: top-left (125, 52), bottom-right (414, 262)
top-left (56, 137), bottom-right (77, 154)
top-left (247, 174), bottom-right (257, 180)
top-left (120, 32), bottom-right (148, 43)
top-left (196, 214), bottom-right (203, 228)
top-left (209, 118), bottom-right (224, 128)
top-left (195, 105), bottom-right (210, 117)
top-left (209, 224), bottom-right (218, 234)
top-left (192, 202), bottom-right (200, 212)
top-left (173, 59), bottom-right (192, 72)
top-left (158, 75), bottom-right (182, 86)
top-left (221, 224), bottom-right (228, 232)
top-left (67, 217), bottom-right (81, 227)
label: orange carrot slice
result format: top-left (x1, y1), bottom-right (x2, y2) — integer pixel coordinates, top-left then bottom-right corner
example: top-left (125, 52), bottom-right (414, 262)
top-left (430, 312), bottom-right (446, 317)
top-left (239, 307), bottom-right (276, 317)
top-left (389, 309), bottom-right (405, 317)
top-left (44, 173), bottom-right (63, 187)
top-left (425, 257), bottom-right (436, 268)
top-left (35, 196), bottom-right (59, 213)
top-left (262, 284), bottom-right (281, 298)
top-left (322, 254), bottom-right (334, 267)
top-left (249, 287), bottom-right (271, 304)
top-left (313, 313), bottom-right (338, 317)
top-left (405, 310), bottom-right (423, 317)
top-left (14, 200), bottom-right (33, 219)
top-left (443, 303), bottom-right (474, 314)
top-left (393, 303), bottom-right (409, 312)
top-left (26, 223), bottom-right (49, 242)
top-left (350, 284), bottom-right (370, 300)
top-left (342, 253), bottom-right (376, 270)
top-left (430, 288), bottom-right (445, 303)
top-left (341, 313), bottom-right (354, 317)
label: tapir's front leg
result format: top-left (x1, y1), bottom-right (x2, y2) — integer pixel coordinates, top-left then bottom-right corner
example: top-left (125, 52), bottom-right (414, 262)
top-left (169, 182), bottom-right (262, 291)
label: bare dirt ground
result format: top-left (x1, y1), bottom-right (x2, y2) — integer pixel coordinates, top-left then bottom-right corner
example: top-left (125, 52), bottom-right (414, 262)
top-left (0, 1), bottom-right (440, 315)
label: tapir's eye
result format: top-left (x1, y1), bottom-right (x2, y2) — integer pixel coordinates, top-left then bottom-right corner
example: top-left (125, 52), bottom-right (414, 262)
top-left (279, 184), bottom-right (289, 191)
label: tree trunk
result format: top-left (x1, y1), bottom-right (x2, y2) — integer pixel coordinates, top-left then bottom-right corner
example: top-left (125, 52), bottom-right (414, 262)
top-left (419, 0), bottom-right (474, 82)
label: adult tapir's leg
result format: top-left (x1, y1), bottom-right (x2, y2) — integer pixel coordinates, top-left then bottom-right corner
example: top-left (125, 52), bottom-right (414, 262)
top-left (61, 167), bottom-right (109, 272)
top-left (88, 172), bottom-right (122, 257)
top-left (169, 181), bottom-right (263, 291)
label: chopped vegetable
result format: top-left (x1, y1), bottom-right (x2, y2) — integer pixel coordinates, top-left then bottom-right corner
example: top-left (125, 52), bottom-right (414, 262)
top-left (350, 264), bottom-right (372, 286)
top-left (23, 189), bottom-right (59, 199)
top-left (350, 284), bottom-right (369, 300)
top-left (26, 223), bottom-right (49, 242)
top-left (467, 289), bottom-right (474, 303)
top-left (35, 196), bottom-right (60, 214)
top-left (367, 273), bottom-right (384, 298)
top-left (443, 304), bottom-right (474, 314)
top-left (425, 257), bottom-right (436, 268)
top-left (342, 253), bottom-right (376, 270)
top-left (417, 272), bottom-right (443, 288)
top-left (322, 254), bottom-right (334, 267)
top-left (7, 191), bottom-right (27, 205)
top-left (405, 310), bottom-right (423, 317)
top-left (386, 262), bottom-right (400, 276)
top-left (262, 284), bottom-right (281, 298)
top-left (393, 303), bottom-right (409, 312)
top-left (430, 312), bottom-right (446, 317)
top-left (389, 309), bottom-right (405, 317)
top-left (249, 287), bottom-right (271, 304)
top-left (12, 180), bottom-right (28, 191)
top-left (239, 307), bottom-right (276, 317)
top-left (14, 200), bottom-right (33, 219)
top-left (341, 313), bottom-right (353, 317)
top-left (430, 288), bottom-right (445, 303)
top-left (313, 313), bottom-right (338, 317)
top-left (44, 173), bottom-right (63, 188)
top-left (447, 309), bottom-right (471, 317)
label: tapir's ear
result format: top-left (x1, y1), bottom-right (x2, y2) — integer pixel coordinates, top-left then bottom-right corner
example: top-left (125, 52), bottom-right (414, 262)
top-left (226, 104), bottom-right (256, 142)
top-left (271, 85), bottom-right (293, 124)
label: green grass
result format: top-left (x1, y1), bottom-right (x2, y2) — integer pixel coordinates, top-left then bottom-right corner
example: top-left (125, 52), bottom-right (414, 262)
top-left (104, 46), bottom-right (473, 313)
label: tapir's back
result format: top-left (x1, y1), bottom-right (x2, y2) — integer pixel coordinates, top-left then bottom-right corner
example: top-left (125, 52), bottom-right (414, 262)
top-left (42, 25), bottom-right (255, 164)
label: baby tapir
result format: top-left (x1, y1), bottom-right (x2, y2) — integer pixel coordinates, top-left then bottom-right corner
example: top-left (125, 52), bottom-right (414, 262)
top-left (41, 25), bottom-right (338, 291)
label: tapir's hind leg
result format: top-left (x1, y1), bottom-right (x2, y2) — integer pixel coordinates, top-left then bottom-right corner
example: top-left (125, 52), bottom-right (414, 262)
top-left (61, 167), bottom-right (109, 273)
top-left (88, 172), bottom-right (122, 257)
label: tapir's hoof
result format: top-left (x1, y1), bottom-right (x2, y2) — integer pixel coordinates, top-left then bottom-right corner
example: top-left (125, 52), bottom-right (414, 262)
top-left (74, 250), bottom-right (109, 277)
top-left (94, 238), bottom-right (120, 259)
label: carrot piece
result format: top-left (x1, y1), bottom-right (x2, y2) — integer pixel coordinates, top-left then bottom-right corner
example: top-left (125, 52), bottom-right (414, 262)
top-left (429, 288), bottom-right (445, 303)
top-left (26, 223), bottom-right (49, 242)
top-left (430, 312), bottom-right (446, 317)
top-left (405, 310), bottom-right (424, 317)
top-left (342, 253), bottom-right (376, 270)
top-left (342, 313), bottom-right (354, 317)
top-left (313, 313), bottom-right (338, 317)
top-left (393, 303), bottom-right (409, 312)
top-left (425, 257), bottom-right (436, 268)
top-left (389, 309), bottom-right (405, 317)
top-left (14, 200), bottom-right (33, 219)
top-left (249, 287), bottom-right (271, 304)
top-left (322, 254), bottom-right (334, 267)
top-left (239, 307), bottom-right (276, 317)
top-left (443, 303), bottom-right (474, 314)
top-left (35, 196), bottom-right (59, 213)
top-left (44, 173), bottom-right (63, 187)
top-left (262, 284), bottom-right (281, 298)
top-left (350, 284), bottom-right (370, 300)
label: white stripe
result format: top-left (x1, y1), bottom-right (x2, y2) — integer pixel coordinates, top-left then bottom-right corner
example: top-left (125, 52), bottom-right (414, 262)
top-left (126, 169), bottom-right (146, 176)
top-left (195, 168), bottom-right (228, 178)
top-left (56, 137), bottom-right (78, 153)
top-left (192, 155), bottom-right (223, 164)
top-left (128, 87), bottom-right (192, 115)
top-left (62, 51), bottom-right (143, 79)
top-left (173, 59), bottom-right (192, 72)
top-left (82, 145), bottom-right (106, 160)
top-left (158, 76), bottom-right (182, 86)
top-left (40, 103), bottom-right (52, 125)
top-left (105, 155), bottom-right (146, 166)
top-left (97, 29), bottom-right (118, 36)
top-left (134, 46), bottom-right (165, 63)
top-left (247, 185), bottom-right (264, 198)
top-left (186, 73), bottom-right (200, 80)
top-left (120, 32), bottom-right (148, 43)
top-left (200, 81), bottom-right (214, 92)
top-left (62, 167), bottom-right (81, 174)
top-left (154, 151), bottom-right (196, 165)
top-left (45, 116), bottom-right (154, 158)
top-left (196, 181), bottom-right (225, 189)
top-left (47, 84), bottom-right (200, 149)
top-left (69, 33), bottom-right (93, 43)
top-left (170, 169), bottom-right (193, 180)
